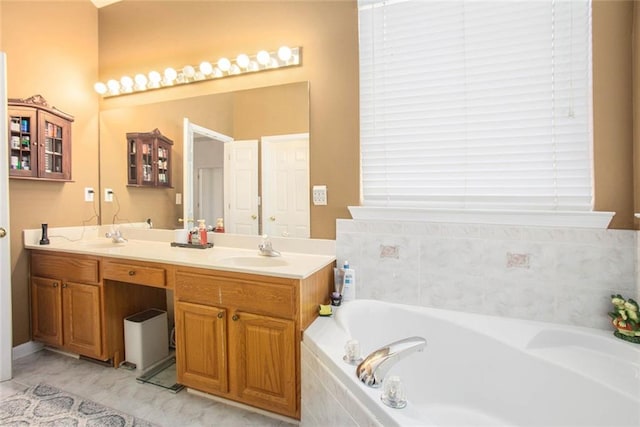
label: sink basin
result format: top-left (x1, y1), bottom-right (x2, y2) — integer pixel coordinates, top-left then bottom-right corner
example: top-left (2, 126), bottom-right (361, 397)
top-left (220, 256), bottom-right (289, 268)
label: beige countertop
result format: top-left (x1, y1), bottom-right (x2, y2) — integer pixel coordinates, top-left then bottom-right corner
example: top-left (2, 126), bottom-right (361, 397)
top-left (24, 225), bottom-right (336, 279)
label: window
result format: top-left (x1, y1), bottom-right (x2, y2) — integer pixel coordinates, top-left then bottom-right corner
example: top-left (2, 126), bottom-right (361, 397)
top-left (358, 0), bottom-right (605, 226)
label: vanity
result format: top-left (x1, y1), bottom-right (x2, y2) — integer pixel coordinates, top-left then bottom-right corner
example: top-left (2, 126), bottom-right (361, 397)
top-left (24, 226), bottom-right (335, 420)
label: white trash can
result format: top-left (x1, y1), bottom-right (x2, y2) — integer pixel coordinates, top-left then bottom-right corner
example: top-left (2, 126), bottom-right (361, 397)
top-left (124, 308), bottom-right (168, 371)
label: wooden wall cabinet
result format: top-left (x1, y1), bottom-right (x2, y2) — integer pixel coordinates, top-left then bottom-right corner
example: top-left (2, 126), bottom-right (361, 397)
top-left (127, 128), bottom-right (172, 187)
top-left (8, 95), bottom-right (73, 181)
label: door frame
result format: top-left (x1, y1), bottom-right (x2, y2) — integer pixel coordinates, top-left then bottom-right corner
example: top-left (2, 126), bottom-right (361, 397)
top-left (1, 52), bottom-right (13, 381)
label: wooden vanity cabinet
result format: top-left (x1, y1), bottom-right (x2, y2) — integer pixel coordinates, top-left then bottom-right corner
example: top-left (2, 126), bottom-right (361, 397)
top-left (174, 264), bottom-right (333, 420)
top-left (31, 252), bottom-right (105, 360)
top-left (30, 251), bottom-right (169, 366)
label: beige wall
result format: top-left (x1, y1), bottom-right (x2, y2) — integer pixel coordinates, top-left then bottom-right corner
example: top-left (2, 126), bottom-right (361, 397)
top-left (593, 0), bottom-right (635, 229)
top-left (1, 0), bottom-right (100, 345)
top-left (0, 0), bottom-right (636, 348)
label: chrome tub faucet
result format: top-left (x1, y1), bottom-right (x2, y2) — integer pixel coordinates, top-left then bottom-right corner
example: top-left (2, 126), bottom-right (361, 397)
top-left (356, 336), bottom-right (427, 387)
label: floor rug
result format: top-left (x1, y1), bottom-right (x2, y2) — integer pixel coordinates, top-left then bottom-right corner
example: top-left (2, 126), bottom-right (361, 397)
top-left (0, 383), bottom-right (156, 426)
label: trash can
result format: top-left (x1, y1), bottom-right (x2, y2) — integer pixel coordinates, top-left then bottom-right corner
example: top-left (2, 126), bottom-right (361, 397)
top-left (124, 308), bottom-right (168, 371)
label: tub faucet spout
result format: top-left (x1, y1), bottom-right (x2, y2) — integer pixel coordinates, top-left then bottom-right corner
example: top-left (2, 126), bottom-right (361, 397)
top-left (356, 336), bottom-right (426, 388)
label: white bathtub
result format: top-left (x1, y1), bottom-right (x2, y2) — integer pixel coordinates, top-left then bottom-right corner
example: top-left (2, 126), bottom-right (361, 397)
top-left (301, 299), bottom-right (640, 426)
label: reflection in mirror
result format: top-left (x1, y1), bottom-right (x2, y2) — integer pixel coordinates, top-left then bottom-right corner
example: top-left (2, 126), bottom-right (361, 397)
top-left (99, 82), bottom-right (309, 235)
top-left (182, 120), bottom-right (232, 231)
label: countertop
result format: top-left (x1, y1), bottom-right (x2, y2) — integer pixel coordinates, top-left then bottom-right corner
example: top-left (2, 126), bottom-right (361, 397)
top-left (24, 225), bottom-right (336, 279)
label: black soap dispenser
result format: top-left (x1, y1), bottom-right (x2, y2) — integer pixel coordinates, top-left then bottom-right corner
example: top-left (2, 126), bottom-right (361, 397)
top-left (39, 223), bottom-right (50, 245)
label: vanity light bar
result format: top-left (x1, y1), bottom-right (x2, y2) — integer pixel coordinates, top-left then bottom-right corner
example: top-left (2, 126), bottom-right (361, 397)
top-left (94, 46), bottom-right (301, 97)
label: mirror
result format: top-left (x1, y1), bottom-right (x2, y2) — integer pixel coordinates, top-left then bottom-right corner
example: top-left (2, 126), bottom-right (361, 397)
top-left (99, 82), bottom-right (309, 235)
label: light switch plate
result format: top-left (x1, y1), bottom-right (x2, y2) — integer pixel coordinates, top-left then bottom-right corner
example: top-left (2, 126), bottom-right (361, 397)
top-left (312, 185), bottom-right (327, 205)
top-left (104, 188), bottom-right (113, 202)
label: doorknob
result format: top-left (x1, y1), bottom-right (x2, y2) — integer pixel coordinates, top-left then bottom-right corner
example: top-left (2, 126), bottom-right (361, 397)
top-left (269, 216), bottom-right (276, 221)
top-left (0, 228), bottom-right (5, 238)
top-left (251, 215), bottom-right (257, 220)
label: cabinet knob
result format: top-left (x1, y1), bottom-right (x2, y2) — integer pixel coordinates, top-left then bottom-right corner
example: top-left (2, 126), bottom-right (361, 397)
top-left (217, 311), bottom-right (224, 319)
top-left (62, 284), bottom-right (67, 288)
top-left (232, 314), bottom-right (239, 321)
top-left (52, 282), bottom-right (58, 288)
top-left (128, 270), bottom-right (136, 276)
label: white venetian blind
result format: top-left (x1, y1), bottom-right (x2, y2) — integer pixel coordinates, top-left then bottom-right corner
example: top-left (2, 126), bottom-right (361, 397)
top-left (359, 0), bottom-right (593, 211)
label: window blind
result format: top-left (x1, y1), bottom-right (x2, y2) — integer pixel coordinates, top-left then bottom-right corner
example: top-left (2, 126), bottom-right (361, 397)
top-left (359, 0), bottom-right (593, 212)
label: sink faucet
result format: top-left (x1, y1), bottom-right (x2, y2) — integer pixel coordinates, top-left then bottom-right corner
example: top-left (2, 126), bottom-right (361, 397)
top-left (356, 336), bottom-right (426, 387)
top-left (258, 234), bottom-right (281, 257)
top-left (105, 228), bottom-right (127, 243)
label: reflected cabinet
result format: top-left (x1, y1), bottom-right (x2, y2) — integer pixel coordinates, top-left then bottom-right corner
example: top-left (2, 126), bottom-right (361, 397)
top-left (8, 95), bottom-right (73, 181)
top-left (127, 128), bottom-right (172, 187)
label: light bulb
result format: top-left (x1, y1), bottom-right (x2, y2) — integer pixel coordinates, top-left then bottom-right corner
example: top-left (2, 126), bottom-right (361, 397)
top-left (148, 71), bottom-right (161, 88)
top-left (183, 65), bottom-right (196, 78)
top-left (106, 79), bottom-right (120, 94)
top-left (94, 82), bottom-right (107, 95)
top-left (256, 50), bottom-right (271, 66)
top-left (164, 67), bottom-right (177, 82)
top-left (248, 61), bottom-right (259, 72)
top-left (120, 75), bottom-right (134, 90)
top-left (134, 73), bottom-right (148, 89)
top-left (277, 46), bottom-right (292, 62)
top-left (213, 68), bottom-right (223, 78)
top-left (236, 54), bottom-right (250, 69)
top-left (230, 64), bottom-right (241, 75)
top-left (199, 61), bottom-right (213, 76)
top-left (217, 57), bottom-right (231, 72)
top-left (269, 58), bottom-right (279, 68)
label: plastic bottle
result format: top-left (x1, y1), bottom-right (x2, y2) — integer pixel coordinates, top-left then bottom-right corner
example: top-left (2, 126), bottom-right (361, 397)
top-left (197, 219), bottom-right (208, 245)
top-left (342, 260), bottom-right (356, 302)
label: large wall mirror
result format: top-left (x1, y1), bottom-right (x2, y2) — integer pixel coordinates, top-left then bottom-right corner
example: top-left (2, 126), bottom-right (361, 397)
top-left (99, 82), bottom-right (309, 236)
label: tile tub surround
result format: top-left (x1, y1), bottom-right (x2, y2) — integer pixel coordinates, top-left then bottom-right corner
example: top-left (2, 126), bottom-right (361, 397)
top-left (336, 219), bottom-right (639, 330)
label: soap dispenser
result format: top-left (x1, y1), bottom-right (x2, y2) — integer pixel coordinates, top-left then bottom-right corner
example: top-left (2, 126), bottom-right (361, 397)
top-left (197, 219), bottom-right (208, 245)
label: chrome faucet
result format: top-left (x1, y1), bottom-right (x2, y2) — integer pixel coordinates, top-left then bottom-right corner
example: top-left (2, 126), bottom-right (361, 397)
top-left (356, 336), bottom-right (427, 388)
top-left (258, 234), bottom-right (281, 257)
top-left (105, 228), bottom-right (127, 243)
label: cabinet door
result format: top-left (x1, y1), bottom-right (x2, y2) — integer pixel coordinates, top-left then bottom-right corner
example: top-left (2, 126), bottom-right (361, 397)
top-left (175, 301), bottom-right (228, 393)
top-left (62, 281), bottom-right (103, 359)
top-left (156, 138), bottom-right (171, 187)
top-left (231, 310), bottom-right (296, 416)
top-left (8, 108), bottom-right (38, 178)
top-left (38, 111), bottom-right (71, 180)
top-left (31, 276), bottom-right (63, 346)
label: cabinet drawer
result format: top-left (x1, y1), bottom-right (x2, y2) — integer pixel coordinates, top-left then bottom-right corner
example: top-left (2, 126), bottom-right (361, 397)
top-left (103, 260), bottom-right (166, 288)
top-left (32, 252), bottom-right (99, 284)
top-left (176, 271), bottom-right (295, 319)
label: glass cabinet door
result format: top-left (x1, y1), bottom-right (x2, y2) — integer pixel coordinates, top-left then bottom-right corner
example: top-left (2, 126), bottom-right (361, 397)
top-left (8, 109), bottom-right (38, 178)
top-left (38, 112), bottom-right (71, 180)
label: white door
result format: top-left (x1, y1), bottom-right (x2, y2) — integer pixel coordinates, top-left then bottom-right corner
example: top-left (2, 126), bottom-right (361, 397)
top-left (183, 118), bottom-right (233, 227)
top-left (261, 133), bottom-right (310, 238)
top-left (0, 52), bottom-right (13, 381)
top-left (224, 140), bottom-right (259, 235)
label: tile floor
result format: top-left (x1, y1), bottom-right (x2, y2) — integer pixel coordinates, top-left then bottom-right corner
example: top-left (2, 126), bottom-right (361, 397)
top-left (0, 349), bottom-right (296, 426)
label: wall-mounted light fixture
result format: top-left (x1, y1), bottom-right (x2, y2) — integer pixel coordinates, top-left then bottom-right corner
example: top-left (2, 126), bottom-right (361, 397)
top-left (94, 46), bottom-right (301, 97)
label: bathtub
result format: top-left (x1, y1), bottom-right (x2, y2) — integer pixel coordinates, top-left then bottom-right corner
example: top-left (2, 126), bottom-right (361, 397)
top-left (301, 299), bottom-right (640, 426)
